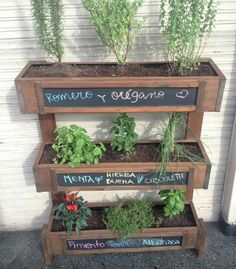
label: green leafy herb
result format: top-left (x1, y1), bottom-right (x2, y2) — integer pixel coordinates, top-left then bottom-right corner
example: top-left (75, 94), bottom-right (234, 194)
top-left (52, 124), bottom-right (106, 167)
top-left (31, 0), bottom-right (64, 63)
top-left (54, 193), bottom-right (92, 235)
top-left (159, 190), bottom-right (185, 218)
top-left (158, 112), bottom-right (206, 177)
top-left (110, 113), bottom-right (139, 154)
top-left (159, 0), bottom-right (217, 75)
top-left (82, 0), bottom-right (146, 65)
top-left (104, 200), bottom-right (158, 238)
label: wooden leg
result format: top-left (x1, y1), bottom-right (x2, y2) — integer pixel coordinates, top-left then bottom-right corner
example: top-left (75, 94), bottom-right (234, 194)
top-left (185, 189), bottom-right (193, 203)
top-left (38, 114), bottom-right (56, 144)
top-left (185, 168), bottom-right (194, 203)
top-left (196, 218), bottom-right (207, 259)
top-left (41, 224), bottom-right (53, 266)
top-left (186, 111), bottom-right (204, 139)
top-left (51, 192), bottom-right (65, 206)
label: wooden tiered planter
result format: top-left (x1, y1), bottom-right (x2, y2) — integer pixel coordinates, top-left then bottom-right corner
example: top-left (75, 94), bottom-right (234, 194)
top-left (41, 202), bottom-right (206, 265)
top-left (15, 58), bottom-right (225, 265)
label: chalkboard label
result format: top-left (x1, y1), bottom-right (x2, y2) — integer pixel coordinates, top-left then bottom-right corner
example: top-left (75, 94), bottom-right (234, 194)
top-left (57, 172), bottom-right (188, 187)
top-left (43, 87), bottom-right (197, 107)
top-left (67, 236), bottom-right (182, 250)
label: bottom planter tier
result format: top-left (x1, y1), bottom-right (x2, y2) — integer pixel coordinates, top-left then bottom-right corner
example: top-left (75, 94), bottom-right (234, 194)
top-left (41, 202), bottom-right (206, 265)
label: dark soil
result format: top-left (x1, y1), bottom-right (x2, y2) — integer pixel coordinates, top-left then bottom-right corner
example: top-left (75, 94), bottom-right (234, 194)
top-left (153, 205), bottom-right (195, 227)
top-left (51, 204), bottom-right (196, 232)
top-left (24, 62), bottom-right (217, 78)
top-left (40, 142), bottom-right (204, 164)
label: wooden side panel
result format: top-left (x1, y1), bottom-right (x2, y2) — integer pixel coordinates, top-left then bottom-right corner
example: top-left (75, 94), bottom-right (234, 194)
top-left (34, 166), bottom-right (52, 192)
top-left (186, 112), bottom-right (204, 139)
top-left (196, 219), bottom-right (207, 259)
top-left (15, 79), bottom-right (39, 113)
top-left (38, 114), bottom-right (56, 143)
top-left (208, 58), bottom-right (226, 111)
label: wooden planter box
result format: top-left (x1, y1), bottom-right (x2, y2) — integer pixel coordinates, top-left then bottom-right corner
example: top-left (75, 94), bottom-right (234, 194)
top-left (15, 58), bottom-right (225, 114)
top-left (41, 202), bottom-right (206, 266)
top-left (34, 140), bottom-right (211, 192)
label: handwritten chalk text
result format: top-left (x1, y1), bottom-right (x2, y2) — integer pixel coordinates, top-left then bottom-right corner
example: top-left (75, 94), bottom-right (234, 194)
top-left (111, 89), bottom-right (165, 104)
top-left (58, 172), bottom-right (187, 186)
top-left (67, 237), bottom-right (182, 250)
top-left (45, 91), bottom-right (93, 103)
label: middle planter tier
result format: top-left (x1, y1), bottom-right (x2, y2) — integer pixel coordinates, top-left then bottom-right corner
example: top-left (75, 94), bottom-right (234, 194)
top-left (34, 139), bottom-right (211, 192)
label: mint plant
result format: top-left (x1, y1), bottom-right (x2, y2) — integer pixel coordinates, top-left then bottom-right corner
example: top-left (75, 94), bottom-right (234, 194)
top-left (54, 193), bottom-right (92, 235)
top-left (31, 0), bottom-right (64, 63)
top-left (110, 113), bottom-right (139, 154)
top-left (159, 190), bottom-right (185, 217)
top-left (159, 0), bottom-right (217, 75)
top-left (82, 0), bottom-right (146, 65)
top-left (52, 124), bottom-right (106, 167)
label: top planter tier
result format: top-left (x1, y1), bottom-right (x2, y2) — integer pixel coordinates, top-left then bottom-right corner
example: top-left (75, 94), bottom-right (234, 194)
top-left (15, 59), bottom-right (225, 114)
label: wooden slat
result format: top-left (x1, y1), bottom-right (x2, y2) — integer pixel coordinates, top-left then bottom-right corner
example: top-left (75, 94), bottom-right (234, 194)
top-left (186, 112), bottom-right (204, 139)
top-left (38, 114), bottom-right (56, 143)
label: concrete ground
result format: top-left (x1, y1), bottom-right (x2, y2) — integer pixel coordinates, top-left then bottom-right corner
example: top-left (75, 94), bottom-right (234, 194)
top-left (0, 223), bottom-right (235, 269)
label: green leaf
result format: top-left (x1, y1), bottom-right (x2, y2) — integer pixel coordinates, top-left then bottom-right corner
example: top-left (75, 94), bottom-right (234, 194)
top-left (52, 124), bottom-right (105, 167)
top-left (67, 134), bottom-right (73, 143)
top-left (81, 0), bottom-right (145, 65)
top-left (109, 113), bottom-right (139, 155)
top-left (31, 0), bottom-right (64, 63)
top-left (93, 147), bottom-right (102, 155)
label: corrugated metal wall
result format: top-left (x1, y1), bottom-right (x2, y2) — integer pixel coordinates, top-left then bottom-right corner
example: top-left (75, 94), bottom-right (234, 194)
top-left (0, 0), bottom-right (235, 230)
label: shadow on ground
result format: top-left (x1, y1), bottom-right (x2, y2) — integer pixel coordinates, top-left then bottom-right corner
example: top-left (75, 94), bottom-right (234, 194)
top-left (0, 223), bottom-right (235, 269)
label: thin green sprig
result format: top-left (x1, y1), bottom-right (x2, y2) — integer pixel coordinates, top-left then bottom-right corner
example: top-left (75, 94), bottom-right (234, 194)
top-left (31, 0), bottom-right (64, 63)
top-left (157, 113), bottom-right (206, 177)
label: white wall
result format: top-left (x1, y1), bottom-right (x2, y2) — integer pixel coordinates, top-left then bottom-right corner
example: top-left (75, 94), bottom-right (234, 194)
top-left (221, 111), bottom-right (236, 224)
top-left (0, 0), bottom-right (236, 230)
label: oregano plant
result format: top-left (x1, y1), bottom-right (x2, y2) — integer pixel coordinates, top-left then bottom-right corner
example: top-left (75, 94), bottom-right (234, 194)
top-left (104, 199), bottom-right (157, 238)
top-left (31, 0), bottom-right (64, 63)
top-left (110, 113), bottom-right (139, 154)
top-left (52, 124), bottom-right (106, 167)
top-left (159, 0), bottom-right (217, 75)
top-left (82, 0), bottom-right (146, 65)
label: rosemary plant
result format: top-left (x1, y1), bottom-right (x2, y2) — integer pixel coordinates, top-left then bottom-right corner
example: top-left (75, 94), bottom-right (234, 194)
top-left (82, 0), bottom-right (146, 65)
top-left (31, 0), bottom-right (64, 63)
top-left (159, 0), bottom-right (217, 75)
